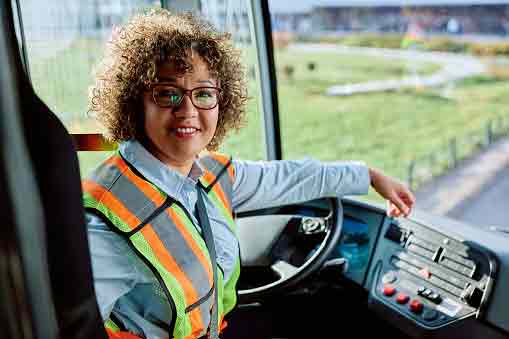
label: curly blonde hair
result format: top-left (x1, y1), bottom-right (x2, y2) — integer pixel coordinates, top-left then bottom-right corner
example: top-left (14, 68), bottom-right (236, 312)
top-left (89, 9), bottom-right (248, 150)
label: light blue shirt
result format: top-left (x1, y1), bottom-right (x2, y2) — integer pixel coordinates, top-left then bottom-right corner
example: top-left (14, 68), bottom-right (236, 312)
top-left (87, 139), bottom-right (370, 338)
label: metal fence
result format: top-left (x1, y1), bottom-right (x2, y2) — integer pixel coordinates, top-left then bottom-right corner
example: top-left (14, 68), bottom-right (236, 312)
top-left (407, 114), bottom-right (509, 191)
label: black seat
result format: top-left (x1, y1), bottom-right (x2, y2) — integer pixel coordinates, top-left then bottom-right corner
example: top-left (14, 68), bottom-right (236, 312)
top-left (21, 84), bottom-right (108, 339)
top-left (1, 2), bottom-right (107, 338)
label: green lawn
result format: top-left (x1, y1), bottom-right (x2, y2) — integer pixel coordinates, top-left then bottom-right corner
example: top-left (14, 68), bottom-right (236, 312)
top-left (281, 76), bottom-right (509, 183)
top-left (28, 40), bottom-right (509, 204)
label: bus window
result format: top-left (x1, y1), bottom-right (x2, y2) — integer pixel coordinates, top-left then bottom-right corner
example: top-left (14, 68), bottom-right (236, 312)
top-left (268, 0), bottom-right (509, 219)
top-left (16, 0), bottom-right (265, 176)
top-left (197, 1), bottom-right (266, 161)
top-left (15, 0), bottom-right (157, 175)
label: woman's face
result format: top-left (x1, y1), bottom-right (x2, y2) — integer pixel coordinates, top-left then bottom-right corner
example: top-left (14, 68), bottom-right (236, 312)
top-left (142, 53), bottom-right (219, 168)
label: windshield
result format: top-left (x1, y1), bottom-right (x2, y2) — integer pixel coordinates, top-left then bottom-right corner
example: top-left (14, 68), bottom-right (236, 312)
top-left (268, 0), bottom-right (509, 227)
top-left (13, 0), bottom-right (509, 227)
top-left (15, 0), bottom-right (266, 175)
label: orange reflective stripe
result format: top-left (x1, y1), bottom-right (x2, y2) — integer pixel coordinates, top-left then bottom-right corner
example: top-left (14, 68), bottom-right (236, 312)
top-left (208, 152), bottom-right (229, 166)
top-left (83, 180), bottom-right (204, 334)
top-left (106, 328), bottom-right (143, 339)
top-left (219, 317), bottom-right (228, 332)
top-left (83, 180), bottom-right (140, 231)
top-left (105, 156), bottom-right (165, 206)
top-left (209, 153), bottom-right (234, 181)
top-left (202, 170), bottom-right (231, 213)
top-left (211, 184), bottom-right (232, 218)
top-left (227, 164), bottom-right (234, 181)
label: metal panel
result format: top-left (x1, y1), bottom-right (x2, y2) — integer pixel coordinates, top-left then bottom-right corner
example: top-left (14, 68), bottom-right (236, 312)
top-left (0, 1), bottom-right (58, 338)
top-left (248, 0), bottom-right (282, 160)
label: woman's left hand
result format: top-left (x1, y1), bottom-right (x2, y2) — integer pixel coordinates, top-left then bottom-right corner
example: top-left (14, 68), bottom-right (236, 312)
top-left (369, 167), bottom-right (416, 218)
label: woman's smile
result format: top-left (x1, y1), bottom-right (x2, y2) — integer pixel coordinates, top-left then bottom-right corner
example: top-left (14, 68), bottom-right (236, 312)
top-left (170, 125), bottom-right (202, 138)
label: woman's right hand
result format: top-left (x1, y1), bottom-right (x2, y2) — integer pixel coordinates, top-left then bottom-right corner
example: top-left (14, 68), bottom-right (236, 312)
top-left (368, 167), bottom-right (415, 218)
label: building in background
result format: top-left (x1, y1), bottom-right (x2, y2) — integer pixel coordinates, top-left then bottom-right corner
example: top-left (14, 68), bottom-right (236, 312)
top-left (271, 0), bottom-right (509, 38)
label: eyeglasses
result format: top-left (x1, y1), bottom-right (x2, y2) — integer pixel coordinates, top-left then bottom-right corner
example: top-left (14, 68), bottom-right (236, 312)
top-left (151, 84), bottom-right (221, 110)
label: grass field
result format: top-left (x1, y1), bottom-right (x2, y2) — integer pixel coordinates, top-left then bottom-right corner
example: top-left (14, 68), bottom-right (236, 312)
top-left (28, 39), bottom-right (509, 204)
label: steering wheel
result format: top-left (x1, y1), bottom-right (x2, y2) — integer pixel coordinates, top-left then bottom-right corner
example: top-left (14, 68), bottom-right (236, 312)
top-left (237, 198), bottom-right (344, 303)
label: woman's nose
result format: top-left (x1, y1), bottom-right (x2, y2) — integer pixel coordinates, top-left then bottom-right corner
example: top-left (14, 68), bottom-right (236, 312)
top-left (173, 94), bottom-right (198, 118)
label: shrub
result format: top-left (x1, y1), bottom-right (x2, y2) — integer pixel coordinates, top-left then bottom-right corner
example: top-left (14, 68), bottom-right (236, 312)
top-left (340, 33), bottom-right (404, 49)
top-left (423, 38), bottom-right (469, 53)
top-left (470, 42), bottom-right (509, 56)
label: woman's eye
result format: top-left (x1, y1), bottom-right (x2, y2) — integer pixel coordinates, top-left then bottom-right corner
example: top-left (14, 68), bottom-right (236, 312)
top-left (195, 90), bottom-right (213, 98)
top-left (158, 90), bottom-right (178, 97)
top-left (157, 89), bottom-right (181, 103)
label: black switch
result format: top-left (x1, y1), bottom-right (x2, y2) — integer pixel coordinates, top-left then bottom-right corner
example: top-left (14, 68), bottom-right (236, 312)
top-left (385, 223), bottom-right (404, 243)
top-left (462, 285), bottom-right (483, 308)
top-left (428, 293), bottom-right (442, 304)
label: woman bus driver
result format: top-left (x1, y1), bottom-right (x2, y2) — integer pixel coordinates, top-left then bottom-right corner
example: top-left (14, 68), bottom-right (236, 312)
top-left (83, 9), bottom-right (415, 339)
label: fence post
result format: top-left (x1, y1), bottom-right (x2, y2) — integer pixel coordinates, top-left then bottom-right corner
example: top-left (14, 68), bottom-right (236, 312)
top-left (429, 152), bottom-right (436, 177)
top-left (496, 116), bottom-right (503, 137)
top-left (485, 120), bottom-right (494, 146)
top-left (407, 159), bottom-right (415, 191)
top-left (449, 138), bottom-right (457, 168)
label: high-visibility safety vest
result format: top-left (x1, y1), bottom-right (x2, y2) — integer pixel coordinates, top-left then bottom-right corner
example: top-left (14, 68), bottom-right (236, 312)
top-left (82, 151), bottom-right (239, 339)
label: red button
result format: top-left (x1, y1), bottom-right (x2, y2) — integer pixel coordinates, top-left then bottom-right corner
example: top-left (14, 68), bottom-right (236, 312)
top-left (396, 293), bottom-right (409, 304)
top-left (409, 300), bottom-right (424, 313)
top-left (383, 285), bottom-right (396, 297)
top-left (419, 268), bottom-right (431, 279)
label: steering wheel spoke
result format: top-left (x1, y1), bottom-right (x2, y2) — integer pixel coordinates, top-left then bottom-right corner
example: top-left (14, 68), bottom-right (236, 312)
top-left (271, 260), bottom-right (299, 280)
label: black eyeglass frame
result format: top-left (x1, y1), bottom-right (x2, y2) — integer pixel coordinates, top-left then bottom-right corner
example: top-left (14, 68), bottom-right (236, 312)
top-left (150, 83), bottom-right (222, 110)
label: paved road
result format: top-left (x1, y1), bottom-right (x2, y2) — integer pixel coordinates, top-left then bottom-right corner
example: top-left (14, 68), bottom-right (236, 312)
top-left (448, 165), bottom-right (509, 230)
top-left (289, 43), bottom-right (486, 96)
top-left (415, 138), bottom-right (509, 230)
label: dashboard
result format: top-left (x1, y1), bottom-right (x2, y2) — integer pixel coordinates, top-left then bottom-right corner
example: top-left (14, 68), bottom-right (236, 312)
top-left (236, 197), bottom-right (509, 339)
top-left (340, 198), bottom-right (507, 339)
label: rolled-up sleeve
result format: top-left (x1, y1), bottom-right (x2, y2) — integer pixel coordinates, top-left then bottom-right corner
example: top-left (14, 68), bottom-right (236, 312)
top-left (232, 159), bottom-right (370, 212)
top-left (87, 212), bottom-right (139, 320)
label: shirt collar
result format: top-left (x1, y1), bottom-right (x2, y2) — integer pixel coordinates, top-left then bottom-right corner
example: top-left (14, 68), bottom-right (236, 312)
top-left (119, 139), bottom-right (203, 199)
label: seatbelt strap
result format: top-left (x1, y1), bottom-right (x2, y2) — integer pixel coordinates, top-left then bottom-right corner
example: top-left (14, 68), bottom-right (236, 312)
top-left (196, 184), bottom-right (219, 339)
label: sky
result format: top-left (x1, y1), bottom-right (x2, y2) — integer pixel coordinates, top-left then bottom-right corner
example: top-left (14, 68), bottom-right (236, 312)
top-left (269, 0), bottom-right (509, 12)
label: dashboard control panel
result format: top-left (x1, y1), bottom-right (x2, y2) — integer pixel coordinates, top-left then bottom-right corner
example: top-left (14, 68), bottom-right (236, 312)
top-left (371, 218), bottom-right (497, 329)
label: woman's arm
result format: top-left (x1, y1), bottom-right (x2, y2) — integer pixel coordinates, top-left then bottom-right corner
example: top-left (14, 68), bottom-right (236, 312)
top-left (231, 159), bottom-right (415, 216)
top-left (87, 213), bottom-right (140, 319)
top-left (232, 159), bottom-right (370, 213)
